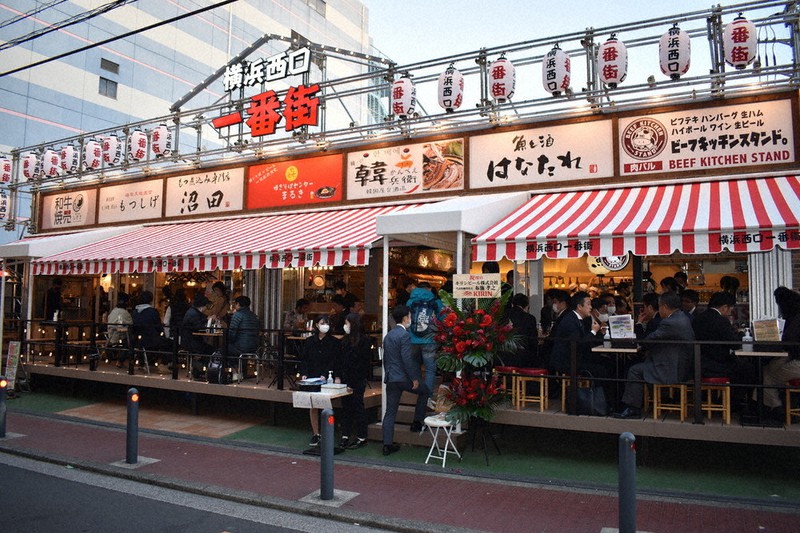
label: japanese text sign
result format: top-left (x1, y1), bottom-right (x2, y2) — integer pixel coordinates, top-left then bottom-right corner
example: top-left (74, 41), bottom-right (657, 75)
top-left (223, 47), bottom-right (311, 92)
top-left (41, 189), bottom-right (97, 230)
top-left (0, 189), bottom-right (7, 221)
top-left (470, 120), bottom-right (613, 189)
top-left (247, 154), bottom-right (343, 209)
top-left (346, 139), bottom-right (464, 200)
top-left (452, 273), bottom-right (501, 299)
top-left (619, 98), bottom-right (795, 175)
top-left (212, 84), bottom-right (321, 137)
top-left (165, 167), bottom-right (244, 218)
top-left (98, 179), bottom-right (163, 224)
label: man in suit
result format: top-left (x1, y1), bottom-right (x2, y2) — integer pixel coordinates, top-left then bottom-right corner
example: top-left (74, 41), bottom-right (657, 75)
top-left (615, 291), bottom-right (695, 419)
top-left (381, 304), bottom-right (429, 456)
top-left (548, 291), bottom-right (602, 376)
top-left (682, 289), bottom-right (701, 322)
top-left (693, 291), bottom-right (755, 409)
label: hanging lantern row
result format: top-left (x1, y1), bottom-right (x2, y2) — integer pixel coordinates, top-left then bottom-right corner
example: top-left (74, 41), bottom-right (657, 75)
top-left (9, 125), bottom-right (173, 181)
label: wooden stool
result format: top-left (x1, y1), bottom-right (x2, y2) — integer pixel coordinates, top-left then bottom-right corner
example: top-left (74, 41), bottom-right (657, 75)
top-left (653, 383), bottom-right (688, 422)
top-left (493, 366), bottom-right (519, 401)
top-left (698, 377), bottom-right (731, 424)
top-left (785, 378), bottom-right (800, 426)
top-left (515, 368), bottom-right (549, 411)
top-left (561, 375), bottom-right (592, 413)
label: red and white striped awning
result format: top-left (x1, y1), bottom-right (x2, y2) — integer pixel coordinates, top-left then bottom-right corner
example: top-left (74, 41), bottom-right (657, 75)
top-left (472, 176), bottom-right (800, 261)
top-left (33, 205), bottom-right (417, 275)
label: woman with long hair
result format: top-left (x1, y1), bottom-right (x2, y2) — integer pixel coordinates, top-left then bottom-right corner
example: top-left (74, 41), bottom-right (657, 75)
top-left (300, 315), bottom-right (339, 447)
top-left (336, 312), bottom-right (373, 449)
top-left (761, 286), bottom-right (800, 417)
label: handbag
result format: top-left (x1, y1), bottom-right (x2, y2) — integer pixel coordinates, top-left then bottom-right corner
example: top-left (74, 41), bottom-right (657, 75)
top-left (567, 372), bottom-right (608, 416)
top-left (206, 352), bottom-right (231, 385)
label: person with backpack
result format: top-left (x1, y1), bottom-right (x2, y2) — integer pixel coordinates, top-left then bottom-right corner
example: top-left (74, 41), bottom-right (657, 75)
top-left (405, 281), bottom-right (443, 408)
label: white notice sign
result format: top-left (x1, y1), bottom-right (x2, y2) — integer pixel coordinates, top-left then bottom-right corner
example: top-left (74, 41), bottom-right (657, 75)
top-left (165, 167), bottom-right (244, 218)
top-left (452, 273), bottom-right (501, 299)
top-left (98, 179), bottom-right (163, 223)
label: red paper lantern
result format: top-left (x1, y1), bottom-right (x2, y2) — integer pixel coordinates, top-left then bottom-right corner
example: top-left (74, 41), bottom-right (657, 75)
top-left (597, 34), bottom-right (628, 88)
top-left (22, 153), bottom-right (38, 181)
top-left (542, 44), bottom-right (570, 96)
top-left (152, 124), bottom-right (172, 156)
top-left (659, 24), bottom-right (691, 79)
top-left (83, 140), bottom-right (102, 170)
top-left (489, 56), bottom-right (515, 102)
top-left (60, 145), bottom-right (78, 173)
top-left (438, 63), bottom-right (464, 112)
top-left (0, 158), bottom-right (11, 183)
top-left (42, 149), bottom-right (61, 177)
top-left (103, 134), bottom-right (122, 165)
top-left (391, 76), bottom-right (416, 119)
top-left (724, 13), bottom-right (757, 69)
top-left (127, 129), bottom-right (148, 161)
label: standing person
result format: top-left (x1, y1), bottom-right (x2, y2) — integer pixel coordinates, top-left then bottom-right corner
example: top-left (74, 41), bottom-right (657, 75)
top-left (506, 293), bottom-right (540, 368)
top-left (406, 281), bottom-right (443, 407)
top-left (333, 280), bottom-right (358, 315)
top-left (761, 286), bottom-right (800, 418)
top-left (300, 315), bottom-right (339, 447)
top-left (336, 313), bottom-right (373, 450)
top-left (106, 292), bottom-right (133, 368)
top-left (614, 291), bottom-right (695, 419)
top-left (674, 271), bottom-right (689, 292)
top-left (44, 277), bottom-right (63, 320)
top-left (382, 305), bottom-right (429, 456)
top-left (131, 290), bottom-right (172, 364)
top-left (164, 287), bottom-right (190, 341)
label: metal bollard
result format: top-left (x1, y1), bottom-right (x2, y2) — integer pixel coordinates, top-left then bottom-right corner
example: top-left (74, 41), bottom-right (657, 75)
top-left (320, 408), bottom-right (335, 500)
top-left (0, 376), bottom-right (7, 438)
top-left (126, 388), bottom-right (140, 464)
top-left (618, 431), bottom-right (637, 533)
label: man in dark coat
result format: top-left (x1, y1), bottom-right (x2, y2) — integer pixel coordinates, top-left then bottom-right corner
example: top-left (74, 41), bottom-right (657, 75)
top-left (181, 293), bottom-right (214, 355)
top-left (549, 291), bottom-right (602, 376)
top-left (506, 293), bottom-right (540, 367)
top-left (131, 290), bottom-right (172, 363)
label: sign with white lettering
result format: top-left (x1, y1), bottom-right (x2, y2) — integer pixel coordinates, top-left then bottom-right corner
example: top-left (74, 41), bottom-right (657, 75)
top-left (165, 168), bottom-right (244, 218)
top-left (452, 273), bottom-right (501, 299)
top-left (41, 189), bottom-right (97, 230)
top-left (98, 179), bottom-right (163, 223)
top-left (5, 341), bottom-right (21, 389)
top-left (619, 98), bottom-right (795, 175)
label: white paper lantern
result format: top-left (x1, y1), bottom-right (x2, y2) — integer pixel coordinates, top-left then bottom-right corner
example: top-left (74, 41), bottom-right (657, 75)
top-left (103, 134), bottom-right (122, 165)
top-left (542, 44), bottom-right (571, 96)
top-left (437, 63), bottom-right (464, 112)
top-left (489, 56), bottom-right (515, 102)
top-left (60, 145), bottom-right (79, 173)
top-left (42, 149), bottom-right (61, 177)
top-left (597, 34), bottom-right (628, 88)
top-left (391, 76), bottom-right (416, 119)
top-left (659, 24), bottom-right (691, 79)
top-left (83, 140), bottom-right (102, 170)
top-left (724, 13), bottom-right (757, 70)
top-left (0, 158), bottom-right (11, 183)
top-left (22, 153), bottom-right (38, 181)
top-left (127, 129), bottom-right (148, 160)
top-left (152, 124), bottom-right (172, 157)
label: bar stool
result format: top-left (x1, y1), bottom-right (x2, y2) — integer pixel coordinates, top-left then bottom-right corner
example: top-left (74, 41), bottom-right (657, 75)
top-left (561, 375), bottom-right (592, 413)
top-left (652, 383), bottom-right (688, 421)
top-left (698, 377), bottom-right (731, 424)
top-left (515, 368), bottom-right (549, 411)
top-left (785, 378), bottom-right (800, 426)
top-left (423, 412), bottom-right (461, 468)
top-left (493, 366), bottom-right (520, 401)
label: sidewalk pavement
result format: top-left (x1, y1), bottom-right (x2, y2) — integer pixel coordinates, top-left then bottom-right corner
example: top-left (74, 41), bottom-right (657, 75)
top-left (1, 411), bottom-right (798, 533)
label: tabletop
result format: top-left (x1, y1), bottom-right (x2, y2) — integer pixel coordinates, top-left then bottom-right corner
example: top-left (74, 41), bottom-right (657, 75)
top-left (591, 346), bottom-right (639, 354)
top-left (734, 350), bottom-right (788, 357)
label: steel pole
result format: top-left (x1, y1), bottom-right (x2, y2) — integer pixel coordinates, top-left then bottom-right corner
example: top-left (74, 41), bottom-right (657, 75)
top-left (618, 431), bottom-right (637, 533)
top-left (126, 387), bottom-right (140, 464)
top-left (320, 407), bottom-right (334, 500)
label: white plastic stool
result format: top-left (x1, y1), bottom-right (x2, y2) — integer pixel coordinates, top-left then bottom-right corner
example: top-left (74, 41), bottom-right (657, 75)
top-left (423, 413), bottom-right (461, 468)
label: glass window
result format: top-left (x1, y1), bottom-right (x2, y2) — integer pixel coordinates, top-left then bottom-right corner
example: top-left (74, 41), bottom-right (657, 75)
top-left (99, 77), bottom-right (117, 99)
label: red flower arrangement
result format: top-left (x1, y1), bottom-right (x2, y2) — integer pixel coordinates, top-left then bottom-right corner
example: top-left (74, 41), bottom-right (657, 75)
top-left (443, 373), bottom-right (506, 424)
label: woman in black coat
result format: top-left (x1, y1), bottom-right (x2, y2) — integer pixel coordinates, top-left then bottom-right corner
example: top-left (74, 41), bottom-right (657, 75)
top-left (300, 315), bottom-right (339, 447)
top-left (336, 313), bottom-right (374, 449)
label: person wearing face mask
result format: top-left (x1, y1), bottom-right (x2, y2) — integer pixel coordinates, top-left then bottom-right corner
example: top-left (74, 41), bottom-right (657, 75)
top-left (587, 297), bottom-right (610, 333)
top-left (600, 292), bottom-right (616, 317)
top-left (300, 315), bottom-right (340, 447)
top-left (336, 313), bottom-right (373, 449)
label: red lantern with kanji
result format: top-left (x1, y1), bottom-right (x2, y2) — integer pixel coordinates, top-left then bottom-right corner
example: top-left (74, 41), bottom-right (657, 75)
top-left (127, 129), bottom-right (148, 161)
top-left (597, 34), bottom-right (628, 88)
top-left (60, 145), bottom-right (78, 173)
top-left (42, 149), bottom-right (61, 177)
top-left (489, 56), bottom-right (515, 102)
top-left (103, 134), bottom-right (122, 165)
top-left (22, 153), bottom-right (38, 181)
top-left (152, 124), bottom-right (172, 156)
top-left (542, 44), bottom-right (570, 96)
top-left (83, 140), bottom-right (102, 170)
top-left (391, 76), bottom-right (416, 119)
top-left (0, 158), bottom-right (11, 183)
top-left (438, 63), bottom-right (464, 112)
top-left (659, 24), bottom-right (691, 79)
top-left (724, 13), bottom-right (757, 70)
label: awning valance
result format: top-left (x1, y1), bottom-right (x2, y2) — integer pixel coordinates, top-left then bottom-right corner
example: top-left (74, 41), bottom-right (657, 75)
top-left (472, 176), bottom-right (800, 261)
top-left (32, 205), bottom-right (418, 275)
top-left (0, 225), bottom-right (140, 261)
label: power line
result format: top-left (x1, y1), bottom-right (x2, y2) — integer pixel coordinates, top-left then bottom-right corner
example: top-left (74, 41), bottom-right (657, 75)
top-left (1, 0), bottom-right (139, 52)
top-left (0, 0), bottom-right (239, 78)
top-left (0, 0), bottom-right (69, 31)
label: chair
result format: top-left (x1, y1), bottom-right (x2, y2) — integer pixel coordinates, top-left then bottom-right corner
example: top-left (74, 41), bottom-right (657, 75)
top-left (697, 377), bottom-right (731, 424)
top-left (652, 383), bottom-right (688, 421)
top-left (515, 368), bottom-right (549, 411)
top-left (493, 366), bottom-right (519, 401)
top-left (785, 378), bottom-right (800, 426)
top-left (423, 386), bottom-right (461, 468)
top-left (561, 375), bottom-right (592, 413)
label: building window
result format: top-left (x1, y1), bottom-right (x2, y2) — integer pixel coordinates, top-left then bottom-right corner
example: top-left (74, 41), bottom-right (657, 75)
top-left (307, 0), bottom-right (325, 16)
top-left (99, 77), bottom-right (117, 99)
top-left (100, 58), bottom-right (119, 74)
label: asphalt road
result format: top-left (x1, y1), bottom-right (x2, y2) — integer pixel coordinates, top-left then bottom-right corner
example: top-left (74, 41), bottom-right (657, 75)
top-left (0, 454), bottom-right (386, 533)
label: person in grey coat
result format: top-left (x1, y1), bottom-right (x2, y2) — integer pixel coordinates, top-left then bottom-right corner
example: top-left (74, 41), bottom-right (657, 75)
top-left (381, 304), bottom-right (429, 456)
top-left (615, 291), bottom-right (695, 419)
